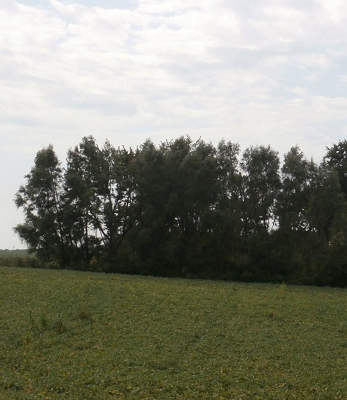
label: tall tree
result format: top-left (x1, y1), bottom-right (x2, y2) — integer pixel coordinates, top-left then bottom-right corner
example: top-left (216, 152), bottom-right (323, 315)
top-left (14, 145), bottom-right (70, 265)
top-left (303, 162), bottom-right (343, 275)
top-left (132, 136), bottom-right (221, 276)
top-left (169, 138), bottom-right (220, 274)
top-left (213, 140), bottom-right (243, 274)
top-left (240, 145), bottom-right (281, 236)
top-left (129, 139), bottom-right (172, 274)
top-left (240, 145), bottom-right (281, 270)
top-left (97, 141), bottom-right (139, 266)
top-left (65, 137), bottom-right (139, 268)
top-left (64, 136), bottom-right (103, 264)
top-left (274, 146), bottom-right (314, 274)
top-left (325, 140), bottom-right (347, 198)
top-left (277, 149), bottom-right (344, 277)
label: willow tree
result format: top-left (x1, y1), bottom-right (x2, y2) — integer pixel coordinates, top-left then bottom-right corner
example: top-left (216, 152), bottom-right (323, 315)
top-left (64, 136), bottom-right (139, 268)
top-left (14, 145), bottom-right (71, 265)
top-left (240, 145), bottom-right (281, 271)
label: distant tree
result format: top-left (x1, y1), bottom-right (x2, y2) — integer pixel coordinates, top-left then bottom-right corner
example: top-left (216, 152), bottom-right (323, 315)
top-left (327, 201), bottom-right (347, 286)
top-left (274, 146), bottom-right (314, 274)
top-left (171, 137), bottom-right (220, 275)
top-left (64, 136), bottom-right (103, 264)
top-left (132, 136), bottom-right (221, 276)
top-left (307, 162), bottom-right (342, 242)
top-left (277, 147), bottom-right (312, 231)
top-left (324, 140), bottom-right (347, 283)
top-left (303, 162), bottom-right (343, 276)
top-left (129, 139), bottom-right (167, 273)
top-left (325, 140), bottom-right (347, 198)
top-left (65, 136), bottom-right (139, 269)
top-left (240, 145), bottom-right (281, 236)
top-left (240, 145), bottom-right (281, 271)
top-left (14, 145), bottom-right (71, 265)
top-left (213, 140), bottom-right (243, 275)
top-left (97, 140), bottom-right (139, 267)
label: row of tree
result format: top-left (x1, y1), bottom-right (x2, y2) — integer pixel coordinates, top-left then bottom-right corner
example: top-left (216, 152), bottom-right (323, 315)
top-left (14, 136), bottom-right (347, 286)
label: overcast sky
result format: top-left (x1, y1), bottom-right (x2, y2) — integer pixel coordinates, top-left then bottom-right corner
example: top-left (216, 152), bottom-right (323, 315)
top-left (1, 0), bottom-right (347, 249)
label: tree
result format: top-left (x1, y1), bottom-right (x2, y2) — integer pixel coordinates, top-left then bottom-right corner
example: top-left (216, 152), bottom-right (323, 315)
top-left (132, 136), bottom-right (222, 276)
top-left (129, 139), bottom-right (169, 274)
top-left (170, 138), bottom-right (220, 275)
top-left (240, 145), bottom-right (281, 236)
top-left (64, 136), bottom-right (103, 264)
top-left (240, 145), bottom-right (281, 271)
top-left (278, 147), bottom-right (312, 231)
top-left (65, 137), bottom-right (140, 269)
top-left (274, 146), bottom-right (314, 274)
top-left (327, 202), bottom-right (347, 286)
top-left (97, 140), bottom-right (139, 267)
top-left (14, 145), bottom-right (70, 265)
top-left (303, 162), bottom-right (343, 276)
top-left (325, 140), bottom-right (347, 198)
top-left (212, 140), bottom-right (243, 275)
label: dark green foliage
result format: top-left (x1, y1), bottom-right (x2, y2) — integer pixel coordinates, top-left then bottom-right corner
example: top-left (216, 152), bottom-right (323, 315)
top-left (325, 139), bottom-right (347, 198)
top-left (14, 146), bottom-right (72, 266)
top-left (0, 256), bottom-right (40, 269)
top-left (64, 136), bottom-right (103, 264)
top-left (13, 136), bottom-right (347, 286)
top-left (240, 145), bottom-right (281, 274)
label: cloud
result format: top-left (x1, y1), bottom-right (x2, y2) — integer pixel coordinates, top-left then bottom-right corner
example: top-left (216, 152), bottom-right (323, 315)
top-left (1, 1), bottom-right (346, 160)
top-left (317, 0), bottom-right (347, 24)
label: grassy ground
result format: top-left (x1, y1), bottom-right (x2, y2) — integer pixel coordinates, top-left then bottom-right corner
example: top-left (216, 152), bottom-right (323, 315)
top-left (1, 266), bottom-right (347, 399)
top-left (0, 249), bottom-right (28, 257)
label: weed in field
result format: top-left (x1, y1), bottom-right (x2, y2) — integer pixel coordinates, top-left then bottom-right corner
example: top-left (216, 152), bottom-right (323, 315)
top-left (40, 313), bottom-right (49, 329)
top-left (161, 355), bottom-right (180, 370)
top-left (75, 341), bottom-right (93, 350)
top-left (28, 310), bottom-right (35, 328)
top-left (279, 281), bottom-right (287, 295)
top-left (150, 354), bottom-right (180, 370)
top-left (23, 331), bottom-right (33, 346)
top-left (52, 315), bottom-right (66, 334)
top-left (74, 305), bottom-right (92, 321)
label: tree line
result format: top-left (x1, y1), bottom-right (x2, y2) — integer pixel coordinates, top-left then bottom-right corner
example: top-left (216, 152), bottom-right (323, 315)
top-left (14, 136), bottom-right (347, 286)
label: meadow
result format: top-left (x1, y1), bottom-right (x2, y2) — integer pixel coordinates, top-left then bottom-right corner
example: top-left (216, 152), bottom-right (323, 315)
top-left (0, 250), bottom-right (29, 257)
top-left (1, 266), bottom-right (347, 399)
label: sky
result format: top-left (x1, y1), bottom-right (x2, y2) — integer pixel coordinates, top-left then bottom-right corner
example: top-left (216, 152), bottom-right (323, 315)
top-left (1, 0), bottom-right (347, 249)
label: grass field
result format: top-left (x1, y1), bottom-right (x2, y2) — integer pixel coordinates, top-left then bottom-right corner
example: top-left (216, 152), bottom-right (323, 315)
top-left (0, 249), bottom-right (28, 257)
top-left (1, 266), bottom-right (347, 399)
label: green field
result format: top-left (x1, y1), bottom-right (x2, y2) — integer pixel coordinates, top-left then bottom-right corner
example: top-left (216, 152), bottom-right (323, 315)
top-left (1, 266), bottom-right (347, 399)
top-left (0, 249), bottom-right (28, 257)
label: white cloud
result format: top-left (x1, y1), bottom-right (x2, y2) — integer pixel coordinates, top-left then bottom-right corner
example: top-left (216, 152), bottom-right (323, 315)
top-left (295, 53), bottom-right (337, 70)
top-left (303, 74), bottom-right (320, 82)
top-left (317, 0), bottom-right (347, 24)
top-left (1, 0), bottom-right (346, 148)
